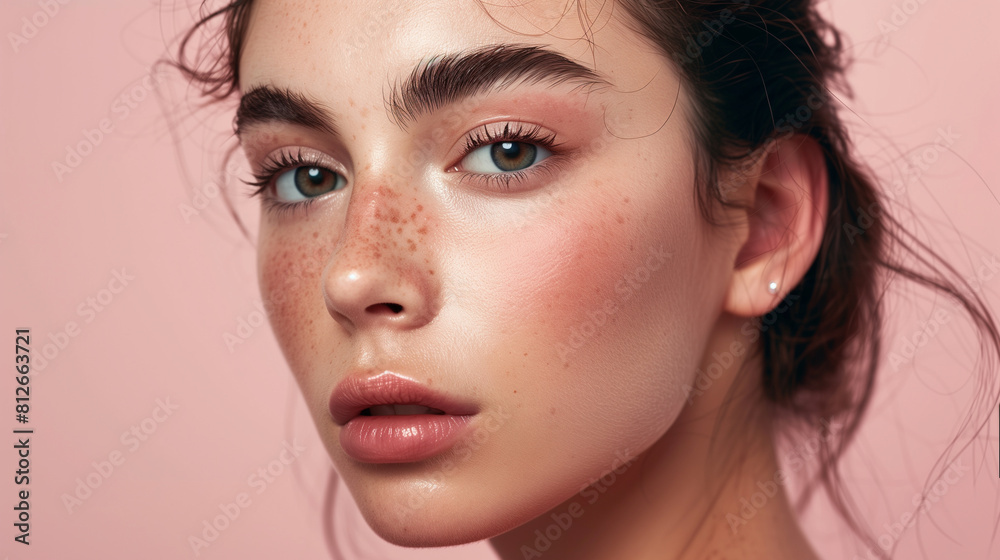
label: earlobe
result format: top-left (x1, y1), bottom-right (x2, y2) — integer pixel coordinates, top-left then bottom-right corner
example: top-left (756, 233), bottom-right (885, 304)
top-left (723, 134), bottom-right (829, 318)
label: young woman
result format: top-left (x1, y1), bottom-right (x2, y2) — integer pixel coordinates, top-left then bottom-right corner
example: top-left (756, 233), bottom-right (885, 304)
top-left (172, 1), bottom-right (1000, 558)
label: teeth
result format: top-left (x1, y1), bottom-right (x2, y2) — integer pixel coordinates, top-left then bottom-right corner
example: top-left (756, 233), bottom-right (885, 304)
top-left (367, 404), bottom-right (445, 416)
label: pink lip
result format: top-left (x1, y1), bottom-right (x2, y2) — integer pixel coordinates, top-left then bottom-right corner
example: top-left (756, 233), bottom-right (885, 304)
top-left (329, 371), bottom-right (479, 463)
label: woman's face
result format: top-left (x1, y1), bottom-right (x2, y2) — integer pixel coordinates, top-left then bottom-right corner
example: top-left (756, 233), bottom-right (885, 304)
top-left (239, 0), bottom-right (737, 546)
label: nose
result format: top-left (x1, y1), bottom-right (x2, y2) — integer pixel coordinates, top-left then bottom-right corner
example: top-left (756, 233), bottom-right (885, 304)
top-left (321, 181), bottom-right (440, 333)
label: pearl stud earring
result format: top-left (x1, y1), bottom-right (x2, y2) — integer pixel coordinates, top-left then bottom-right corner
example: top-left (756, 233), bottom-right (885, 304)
top-left (767, 281), bottom-right (779, 294)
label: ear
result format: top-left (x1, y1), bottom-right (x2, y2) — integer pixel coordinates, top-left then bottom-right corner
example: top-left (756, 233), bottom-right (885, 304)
top-left (723, 134), bottom-right (829, 317)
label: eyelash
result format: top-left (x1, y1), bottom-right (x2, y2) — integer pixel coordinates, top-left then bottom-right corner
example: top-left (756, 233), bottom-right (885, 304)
top-left (243, 122), bottom-right (563, 215)
top-left (456, 122), bottom-right (562, 191)
top-left (243, 147), bottom-right (332, 217)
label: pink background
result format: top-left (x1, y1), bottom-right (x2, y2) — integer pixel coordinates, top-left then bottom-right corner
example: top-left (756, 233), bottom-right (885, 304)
top-left (1, 1), bottom-right (998, 558)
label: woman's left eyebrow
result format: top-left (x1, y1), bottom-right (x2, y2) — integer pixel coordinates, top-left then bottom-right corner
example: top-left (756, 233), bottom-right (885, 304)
top-left (387, 43), bottom-right (610, 125)
top-left (235, 43), bottom-right (609, 138)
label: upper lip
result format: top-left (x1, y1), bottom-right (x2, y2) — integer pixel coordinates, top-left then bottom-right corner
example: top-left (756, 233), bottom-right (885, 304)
top-left (329, 371), bottom-right (479, 426)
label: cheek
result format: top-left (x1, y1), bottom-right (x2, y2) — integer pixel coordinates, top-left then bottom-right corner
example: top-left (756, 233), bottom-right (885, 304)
top-left (257, 218), bottom-right (337, 397)
top-left (473, 168), bottom-right (714, 488)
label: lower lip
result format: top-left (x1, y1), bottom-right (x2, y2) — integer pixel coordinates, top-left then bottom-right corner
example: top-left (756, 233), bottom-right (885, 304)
top-left (339, 414), bottom-right (475, 463)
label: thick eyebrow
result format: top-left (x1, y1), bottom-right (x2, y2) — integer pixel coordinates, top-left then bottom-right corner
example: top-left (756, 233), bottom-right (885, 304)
top-left (388, 44), bottom-right (609, 125)
top-left (235, 86), bottom-right (338, 138)
top-left (235, 44), bottom-right (609, 137)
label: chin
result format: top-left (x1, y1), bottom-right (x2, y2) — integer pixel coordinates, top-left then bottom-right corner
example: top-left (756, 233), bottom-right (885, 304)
top-left (355, 496), bottom-right (514, 548)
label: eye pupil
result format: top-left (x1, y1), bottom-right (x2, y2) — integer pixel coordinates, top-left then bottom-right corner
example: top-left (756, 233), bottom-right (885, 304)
top-left (491, 142), bottom-right (536, 172)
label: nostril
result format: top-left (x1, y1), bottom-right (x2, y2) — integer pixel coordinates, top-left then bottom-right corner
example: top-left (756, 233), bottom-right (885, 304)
top-left (366, 302), bottom-right (404, 315)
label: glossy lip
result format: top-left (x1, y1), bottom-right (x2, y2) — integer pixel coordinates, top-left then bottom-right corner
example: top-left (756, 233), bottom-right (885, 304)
top-left (330, 371), bottom-right (480, 463)
top-left (329, 371), bottom-right (479, 426)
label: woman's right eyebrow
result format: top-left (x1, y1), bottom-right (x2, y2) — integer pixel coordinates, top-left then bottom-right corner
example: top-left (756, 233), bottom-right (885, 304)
top-left (235, 43), bottom-right (609, 139)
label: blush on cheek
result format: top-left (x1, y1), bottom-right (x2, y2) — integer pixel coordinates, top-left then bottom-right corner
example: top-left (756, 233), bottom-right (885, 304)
top-left (488, 179), bottom-right (698, 441)
top-left (257, 226), bottom-right (332, 377)
top-left (488, 195), bottom-right (649, 367)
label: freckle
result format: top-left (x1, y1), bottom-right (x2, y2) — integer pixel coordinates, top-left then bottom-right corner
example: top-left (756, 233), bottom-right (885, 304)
top-left (397, 227), bottom-right (403, 233)
top-left (417, 226), bottom-right (427, 234)
top-left (616, 213), bottom-right (624, 224)
top-left (391, 216), bottom-right (399, 223)
top-left (401, 219), bottom-right (408, 224)
top-left (428, 269), bottom-right (434, 275)
top-left (523, 352), bottom-right (528, 356)
top-left (623, 197), bottom-right (630, 203)
top-left (417, 205), bottom-right (423, 212)
top-left (550, 407), bottom-right (556, 415)
top-left (312, 232), bottom-right (318, 238)
top-left (410, 212), bottom-right (416, 220)
top-left (513, 390), bottom-right (517, 394)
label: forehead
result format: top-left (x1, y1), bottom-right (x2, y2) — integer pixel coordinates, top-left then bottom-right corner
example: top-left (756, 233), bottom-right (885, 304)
top-left (239, 0), bottom-right (675, 105)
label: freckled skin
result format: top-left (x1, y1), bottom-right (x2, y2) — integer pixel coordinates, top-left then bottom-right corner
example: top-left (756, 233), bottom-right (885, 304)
top-left (242, 1), bottom-right (820, 560)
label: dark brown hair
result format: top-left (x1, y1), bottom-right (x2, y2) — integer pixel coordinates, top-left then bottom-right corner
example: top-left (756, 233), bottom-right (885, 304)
top-left (169, 1), bottom-right (1000, 558)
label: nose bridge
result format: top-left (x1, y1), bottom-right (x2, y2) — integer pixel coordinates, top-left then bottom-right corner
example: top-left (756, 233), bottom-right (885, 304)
top-left (337, 178), bottom-right (427, 267)
top-left (322, 174), bottom-right (439, 331)
top-left (342, 182), bottom-right (403, 264)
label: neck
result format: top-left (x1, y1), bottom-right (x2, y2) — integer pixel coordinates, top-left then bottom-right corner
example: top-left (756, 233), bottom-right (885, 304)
top-left (489, 315), bottom-right (819, 560)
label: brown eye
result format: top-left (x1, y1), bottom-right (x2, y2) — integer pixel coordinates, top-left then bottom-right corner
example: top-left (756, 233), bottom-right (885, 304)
top-left (275, 166), bottom-right (346, 201)
top-left (462, 141), bottom-right (552, 174)
top-left (490, 142), bottom-right (538, 171)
